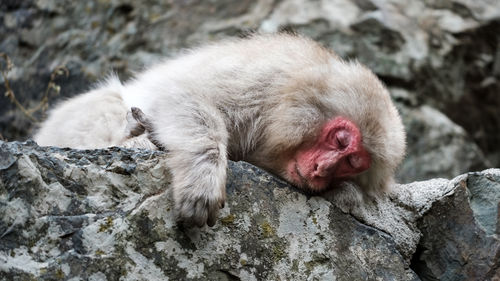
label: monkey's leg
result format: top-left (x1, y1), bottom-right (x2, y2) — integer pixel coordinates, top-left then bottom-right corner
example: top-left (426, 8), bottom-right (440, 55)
top-left (153, 105), bottom-right (228, 227)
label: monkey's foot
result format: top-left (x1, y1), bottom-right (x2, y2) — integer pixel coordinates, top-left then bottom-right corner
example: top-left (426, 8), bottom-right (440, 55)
top-left (121, 134), bottom-right (159, 150)
top-left (125, 107), bottom-right (165, 150)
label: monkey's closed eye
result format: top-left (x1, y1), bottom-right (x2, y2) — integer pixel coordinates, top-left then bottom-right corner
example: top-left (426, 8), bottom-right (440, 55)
top-left (335, 130), bottom-right (350, 149)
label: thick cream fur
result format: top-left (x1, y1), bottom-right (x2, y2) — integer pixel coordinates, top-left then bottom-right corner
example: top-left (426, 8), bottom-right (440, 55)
top-left (35, 34), bottom-right (406, 225)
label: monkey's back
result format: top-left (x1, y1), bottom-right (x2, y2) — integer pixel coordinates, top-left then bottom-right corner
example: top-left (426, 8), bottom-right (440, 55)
top-left (122, 34), bottom-right (333, 111)
top-left (119, 34), bottom-right (337, 156)
top-left (35, 34), bottom-right (333, 150)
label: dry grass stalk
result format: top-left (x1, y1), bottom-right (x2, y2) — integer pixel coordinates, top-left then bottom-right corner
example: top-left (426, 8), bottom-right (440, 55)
top-left (0, 53), bottom-right (68, 123)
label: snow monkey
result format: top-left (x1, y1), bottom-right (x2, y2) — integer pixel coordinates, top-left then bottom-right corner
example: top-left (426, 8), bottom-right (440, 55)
top-left (34, 34), bottom-right (406, 227)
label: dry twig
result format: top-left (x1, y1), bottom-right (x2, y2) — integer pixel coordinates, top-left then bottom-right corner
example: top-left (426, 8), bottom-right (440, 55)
top-left (0, 53), bottom-right (69, 123)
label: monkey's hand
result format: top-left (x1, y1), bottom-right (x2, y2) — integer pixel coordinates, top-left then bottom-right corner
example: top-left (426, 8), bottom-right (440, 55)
top-left (168, 144), bottom-right (228, 227)
top-left (174, 176), bottom-right (226, 227)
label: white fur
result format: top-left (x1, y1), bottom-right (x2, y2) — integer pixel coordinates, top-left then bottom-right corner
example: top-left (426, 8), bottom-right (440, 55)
top-left (34, 34), bottom-right (406, 226)
top-left (35, 77), bottom-right (128, 149)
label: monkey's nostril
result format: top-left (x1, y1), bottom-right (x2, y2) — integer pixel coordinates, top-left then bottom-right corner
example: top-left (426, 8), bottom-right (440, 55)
top-left (312, 163), bottom-right (324, 178)
top-left (313, 163), bottom-right (330, 178)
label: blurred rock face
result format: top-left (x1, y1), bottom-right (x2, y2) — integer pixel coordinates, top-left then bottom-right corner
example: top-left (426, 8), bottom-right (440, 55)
top-left (0, 0), bottom-right (498, 181)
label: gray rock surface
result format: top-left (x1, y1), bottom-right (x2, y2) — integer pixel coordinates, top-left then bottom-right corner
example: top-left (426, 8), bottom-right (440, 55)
top-left (1, 141), bottom-right (499, 280)
top-left (396, 101), bottom-right (487, 182)
top-left (411, 169), bottom-right (500, 280)
top-left (0, 0), bottom-right (498, 183)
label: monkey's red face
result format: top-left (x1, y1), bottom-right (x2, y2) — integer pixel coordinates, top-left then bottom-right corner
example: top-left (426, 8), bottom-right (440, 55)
top-left (286, 117), bottom-right (371, 192)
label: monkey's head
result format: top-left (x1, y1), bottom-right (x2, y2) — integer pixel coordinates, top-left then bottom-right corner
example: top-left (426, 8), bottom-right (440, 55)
top-left (257, 57), bottom-right (406, 195)
top-left (284, 116), bottom-right (372, 192)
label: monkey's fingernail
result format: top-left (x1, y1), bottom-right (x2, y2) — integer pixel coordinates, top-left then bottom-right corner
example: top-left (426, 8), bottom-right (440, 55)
top-left (207, 216), bottom-right (216, 227)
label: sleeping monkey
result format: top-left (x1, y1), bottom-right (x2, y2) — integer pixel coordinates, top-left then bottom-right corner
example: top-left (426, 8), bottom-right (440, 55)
top-left (35, 34), bottom-right (406, 227)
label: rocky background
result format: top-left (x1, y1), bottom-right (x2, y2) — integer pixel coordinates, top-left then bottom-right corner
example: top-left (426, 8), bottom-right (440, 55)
top-left (1, 1), bottom-right (500, 280)
top-left (1, 0), bottom-right (499, 182)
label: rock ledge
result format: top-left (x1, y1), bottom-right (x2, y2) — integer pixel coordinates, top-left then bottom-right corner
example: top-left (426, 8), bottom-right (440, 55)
top-left (0, 141), bottom-right (498, 280)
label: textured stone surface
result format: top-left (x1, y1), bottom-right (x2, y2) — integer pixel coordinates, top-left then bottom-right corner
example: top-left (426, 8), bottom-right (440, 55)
top-left (396, 103), bottom-right (487, 182)
top-left (0, 141), bottom-right (499, 280)
top-left (0, 0), bottom-right (497, 182)
top-left (411, 169), bottom-right (500, 280)
top-left (0, 141), bottom-right (417, 280)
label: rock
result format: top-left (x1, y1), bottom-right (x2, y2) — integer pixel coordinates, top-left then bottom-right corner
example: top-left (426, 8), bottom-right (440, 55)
top-left (396, 101), bottom-right (488, 182)
top-left (1, 141), bottom-right (498, 280)
top-left (411, 169), bottom-right (500, 280)
top-left (0, 141), bottom-right (416, 280)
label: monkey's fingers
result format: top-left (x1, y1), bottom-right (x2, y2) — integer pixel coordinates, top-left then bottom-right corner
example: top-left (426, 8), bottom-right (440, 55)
top-left (207, 200), bottom-right (224, 227)
top-left (131, 107), bottom-right (155, 132)
top-left (175, 195), bottom-right (225, 228)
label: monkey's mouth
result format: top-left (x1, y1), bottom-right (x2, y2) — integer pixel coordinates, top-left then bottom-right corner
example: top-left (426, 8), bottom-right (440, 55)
top-left (292, 162), bottom-right (330, 192)
top-left (293, 164), bottom-right (308, 187)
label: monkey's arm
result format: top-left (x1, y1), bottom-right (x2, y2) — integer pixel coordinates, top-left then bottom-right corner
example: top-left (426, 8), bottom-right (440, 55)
top-left (122, 104), bottom-right (227, 226)
top-left (147, 102), bottom-right (228, 227)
